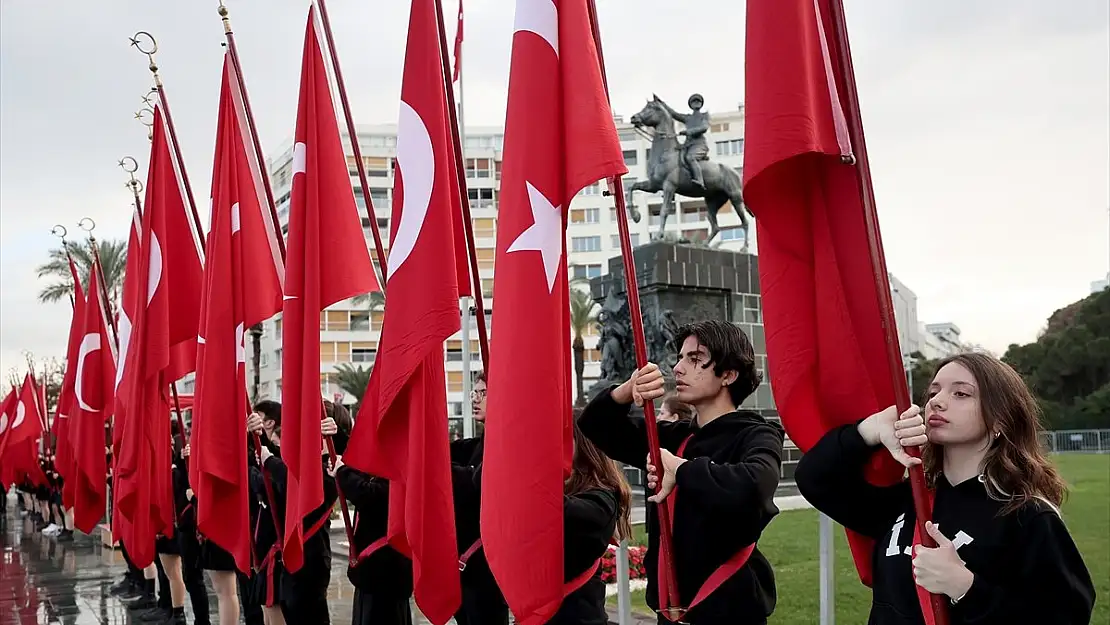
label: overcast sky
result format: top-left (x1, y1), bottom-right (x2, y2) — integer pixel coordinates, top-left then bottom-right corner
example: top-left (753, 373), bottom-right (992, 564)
top-left (1, 0), bottom-right (1108, 377)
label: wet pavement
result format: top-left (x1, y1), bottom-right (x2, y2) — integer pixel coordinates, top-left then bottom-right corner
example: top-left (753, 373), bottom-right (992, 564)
top-left (0, 493), bottom-right (433, 625)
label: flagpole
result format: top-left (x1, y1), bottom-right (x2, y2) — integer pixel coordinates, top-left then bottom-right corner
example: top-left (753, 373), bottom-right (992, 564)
top-left (583, 0), bottom-right (682, 615)
top-left (130, 32), bottom-right (205, 241)
top-left (217, 1), bottom-right (287, 260)
top-left (822, 1), bottom-right (947, 623)
top-left (311, 0), bottom-right (389, 287)
top-left (433, 0), bottom-right (489, 371)
top-left (448, 0), bottom-right (475, 438)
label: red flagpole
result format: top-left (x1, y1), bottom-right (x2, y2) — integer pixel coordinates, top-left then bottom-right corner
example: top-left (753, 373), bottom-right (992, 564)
top-left (218, 3), bottom-right (287, 261)
top-left (823, 1), bottom-right (948, 623)
top-left (311, 0), bottom-right (390, 287)
top-left (584, 0), bottom-right (682, 615)
top-left (433, 0), bottom-right (490, 371)
top-left (215, 1), bottom-right (356, 554)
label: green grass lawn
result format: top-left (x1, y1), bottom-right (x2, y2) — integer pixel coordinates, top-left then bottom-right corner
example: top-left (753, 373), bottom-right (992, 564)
top-left (610, 454), bottom-right (1108, 623)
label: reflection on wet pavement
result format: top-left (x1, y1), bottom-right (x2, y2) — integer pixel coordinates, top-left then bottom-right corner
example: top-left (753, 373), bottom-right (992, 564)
top-left (1, 497), bottom-right (434, 624)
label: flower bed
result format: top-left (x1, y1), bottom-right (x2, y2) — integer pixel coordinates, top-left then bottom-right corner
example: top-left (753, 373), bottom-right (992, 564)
top-left (600, 543), bottom-right (647, 583)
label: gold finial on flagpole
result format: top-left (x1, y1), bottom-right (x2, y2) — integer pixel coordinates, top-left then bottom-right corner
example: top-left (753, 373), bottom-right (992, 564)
top-left (129, 31), bottom-right (163, 89)
top-left (118, 156), bottom-right (143, 199)
top-left (218, 0), bottom-right (233, 34)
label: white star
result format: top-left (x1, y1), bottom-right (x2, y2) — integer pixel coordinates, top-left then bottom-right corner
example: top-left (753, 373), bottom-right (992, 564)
top-left (507, 181), bottom-right (562, 293)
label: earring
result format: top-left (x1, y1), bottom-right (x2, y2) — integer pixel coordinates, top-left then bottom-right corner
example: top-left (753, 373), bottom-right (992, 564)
top-left (994, 431), bottom-right (1000, 438)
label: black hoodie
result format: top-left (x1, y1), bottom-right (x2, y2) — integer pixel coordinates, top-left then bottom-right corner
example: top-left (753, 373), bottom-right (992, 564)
top-left (795, 423), bottom-right (1096, 625)
top-left (578, 387), bottom-right (784, 625)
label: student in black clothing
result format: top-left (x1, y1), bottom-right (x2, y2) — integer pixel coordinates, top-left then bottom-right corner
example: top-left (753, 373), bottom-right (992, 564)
top-left (331, 457), bottom-right (414, 625)
top-left (579, 319), bottom-right (783, 625)
top-left (253, 401), bottom-right (346, 625)
top-left (545, 422), bottom-right (633, 625)
top-left (795, 352), bottom-right (1095, 624)
top-left (451, 372), bottom-right (510, 625)
top-left (175, 438), bottom-right (212, 625)
top-left (246, 401), bottom-right (287, 625)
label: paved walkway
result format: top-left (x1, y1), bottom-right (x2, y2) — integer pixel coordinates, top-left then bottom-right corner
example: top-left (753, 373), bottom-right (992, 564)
top-left (0, 493), bottom-right (433, 624)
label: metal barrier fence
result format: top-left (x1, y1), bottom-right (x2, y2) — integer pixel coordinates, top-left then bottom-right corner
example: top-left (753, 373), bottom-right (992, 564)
top-left (1041, 429), bottom-right (1110, 454)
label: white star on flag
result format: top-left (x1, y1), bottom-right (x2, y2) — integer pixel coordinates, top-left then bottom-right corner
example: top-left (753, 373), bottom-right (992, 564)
top-left (507, 181), bottom-right (562, 292)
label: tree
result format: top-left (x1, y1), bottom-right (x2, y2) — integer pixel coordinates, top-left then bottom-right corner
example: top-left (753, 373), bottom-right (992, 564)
top-left (1003, 288), bottom-right (1110, 430)
top-left (334, 363), bottom-right (373, 407)
top-left (36, 238), bottom-right (128, 312)
top-left (569, 282), bottom-right (599, 406)
top-left (351, 290), bottom-right (386, 312)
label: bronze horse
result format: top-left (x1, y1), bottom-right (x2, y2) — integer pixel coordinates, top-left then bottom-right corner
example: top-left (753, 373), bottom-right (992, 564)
top-left (626, 97), bottom-right (750, 246)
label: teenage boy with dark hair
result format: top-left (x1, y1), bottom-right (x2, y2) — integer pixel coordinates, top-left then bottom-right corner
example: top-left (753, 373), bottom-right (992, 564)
top-left (579, 319), bottom-right (784, 625)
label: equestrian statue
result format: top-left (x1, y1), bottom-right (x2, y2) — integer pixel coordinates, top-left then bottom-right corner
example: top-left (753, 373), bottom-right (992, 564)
top-left (625, 94), bottom-right (751, 247)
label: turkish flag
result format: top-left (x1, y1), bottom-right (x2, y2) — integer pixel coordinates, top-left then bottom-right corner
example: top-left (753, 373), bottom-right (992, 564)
top-left (0, 389), bottom-right (16, 486)
top-left (280, 6), bottom-right (379, 574)
top-left (191, 51), bottom-right (285, 574)
top-left (54, 258), bottom-right (86, 509)
top-left (343, 0), bottom-right (466, 621)
top-left (5, 374), bottom-right (45, 449)
top-left (114, 204), bottom-right (144, 443)
top-left (71, 268), bottom-right (117, 533)
top-left (114, 102), bottom-right (205, 568)
top-left (480, 1), bottom-right (626, 623)
top-left (744, 0), bottom-right (922, 601)
top-left (0, 382), bottom-right (47, 488)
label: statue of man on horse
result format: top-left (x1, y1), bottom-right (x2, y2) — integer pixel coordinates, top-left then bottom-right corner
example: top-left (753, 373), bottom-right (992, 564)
top-left (626, 94), bottom-right (751, 247)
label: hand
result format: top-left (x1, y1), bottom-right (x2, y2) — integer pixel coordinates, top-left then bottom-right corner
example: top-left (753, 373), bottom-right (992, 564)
top-left (328, 455), bottom-right (344, 477)
top-left (186, 488), bottom-right (194, 501)
top-left (246, 412), bottom-right (265, 435)
top-left (182, 444), bottom-right (190, 458)
top-left (259, 445), bottom-right (272, 464)
top-left (913, 522), bottom-right (975, 599)
top-left (613, 363), bottom-right (665, 406)
top-left (321, 417), bottom-right (338, 437)
top-left (645, 448), bottom-right (687, 503)
top-left (858, 404), bottom-right (926, 468)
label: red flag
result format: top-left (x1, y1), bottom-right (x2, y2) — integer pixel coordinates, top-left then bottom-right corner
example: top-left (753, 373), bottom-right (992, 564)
top-left (480, 1), bottom-right (626, 622)
top-left (4, 375), bottom-right (45, 448)
top-left (55, 255), bottom-right (87, 510)
top-left (744, 0), bottom-right (918, 600)
top-left (343, 0), bottom-right (465, 621)
top-left (114, 206), bottom-right (144, 435)
top-left (452, 0), bottom-right (464, 82)
top-left (114, 103), bottom-right (205, 568)
top-left (70, 268), bottom-right (117, 533)
top-left (280, 6), bottom-right (379, 574)
top-left (0, 385), bottom-right (47, 488)
top-left (0, 390), bottom-right (17, 486)
top-left (191, 51), bottom-right (285, 574)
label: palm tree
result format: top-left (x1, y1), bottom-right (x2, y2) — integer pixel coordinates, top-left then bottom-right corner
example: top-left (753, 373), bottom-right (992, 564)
top-left (569, 282), bottom-right (599, 406)
top-left (334, 362), bottom-right (373, 406)
top-left (351, 290), bottom-right (386, 312)
top-left (36, 238), bottom-right (128, 311)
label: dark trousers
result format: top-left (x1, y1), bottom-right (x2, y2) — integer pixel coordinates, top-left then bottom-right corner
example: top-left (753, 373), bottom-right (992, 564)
top-left (454, 584), bottom-right (509, 625)
top-left (351, 588), bottom-right (413, 625)
top-left (179, 526), bottom-right (211, 625)
top-left (238, 570), bottom-right (265, 625)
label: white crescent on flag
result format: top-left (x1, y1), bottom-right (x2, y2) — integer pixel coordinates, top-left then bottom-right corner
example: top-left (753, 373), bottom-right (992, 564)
top-left (387, 101), bottom-right (436, 280)
top-left (514, 0), bottom-right (559, 55)
top-left (147, 233), bottom-right (163, 305)
top-left (75, 333), bottom-right (102, 412)
top-left (12, 400), bottom-right (25, 430)
top-left (0, 412), bottom-right (7, 435)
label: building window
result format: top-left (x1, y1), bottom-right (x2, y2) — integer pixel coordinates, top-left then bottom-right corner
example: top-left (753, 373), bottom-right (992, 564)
top-left (710, 122), bottom-right (731, 133)
top-left (720, 227), bottom-right (746, 242)
top-left (571, 236), bottom-right (602, 253)
top-left (610, 233), bottom-right (641, 249)
top-left (468, 188), bottom-right (494, 209)
top-left (618, 128), bottom-right (640, 142)
top-left (570, 208), bottom-right (600, 224)
top-left (350, 312), bottom-right (371, 331)
top-left (466, 158), bottom-right (492, 178)
top-left (352, 347), bottom-right (376, 363)
top-left (682, 228), bottom-right (708, 242)
top-left (578, 181), bottom-right (602, 196)
top-left (622, 150), bottom-right (637, 166)
top-left (571, 264), bottom-right (602, 280)
top-left (681, 206), bottom-right (708, 223)
top-left (715, 139), bottom-right (744, 156)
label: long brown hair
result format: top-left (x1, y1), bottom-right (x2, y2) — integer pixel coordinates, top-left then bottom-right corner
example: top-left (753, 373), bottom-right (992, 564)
top-left (565, 421), bottom-right (633, 541)
top-left (922, 352), bottom-right (1067, 514)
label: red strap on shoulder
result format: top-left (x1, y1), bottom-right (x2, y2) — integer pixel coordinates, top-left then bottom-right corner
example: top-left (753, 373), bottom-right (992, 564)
top-left (563, 557), bottom-right (603, 597)
top-left (458, 539), bottom-right (483, 571)
top-left (656, 434), bottom-right (756, 621)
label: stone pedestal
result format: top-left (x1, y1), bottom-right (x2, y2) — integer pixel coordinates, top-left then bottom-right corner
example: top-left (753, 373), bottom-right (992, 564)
top-left (586, 240), bottom-right (764, 397)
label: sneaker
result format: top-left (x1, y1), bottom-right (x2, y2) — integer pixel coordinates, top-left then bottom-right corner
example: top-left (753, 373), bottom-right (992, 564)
top-left (109, 577), bottom-right (135, 596)
top-left (42, 523), bottom-right (60, 535)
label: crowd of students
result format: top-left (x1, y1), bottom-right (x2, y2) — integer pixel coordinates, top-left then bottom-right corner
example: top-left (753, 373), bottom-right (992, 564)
top-left (6, 318), bottom-right (1098, 624)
